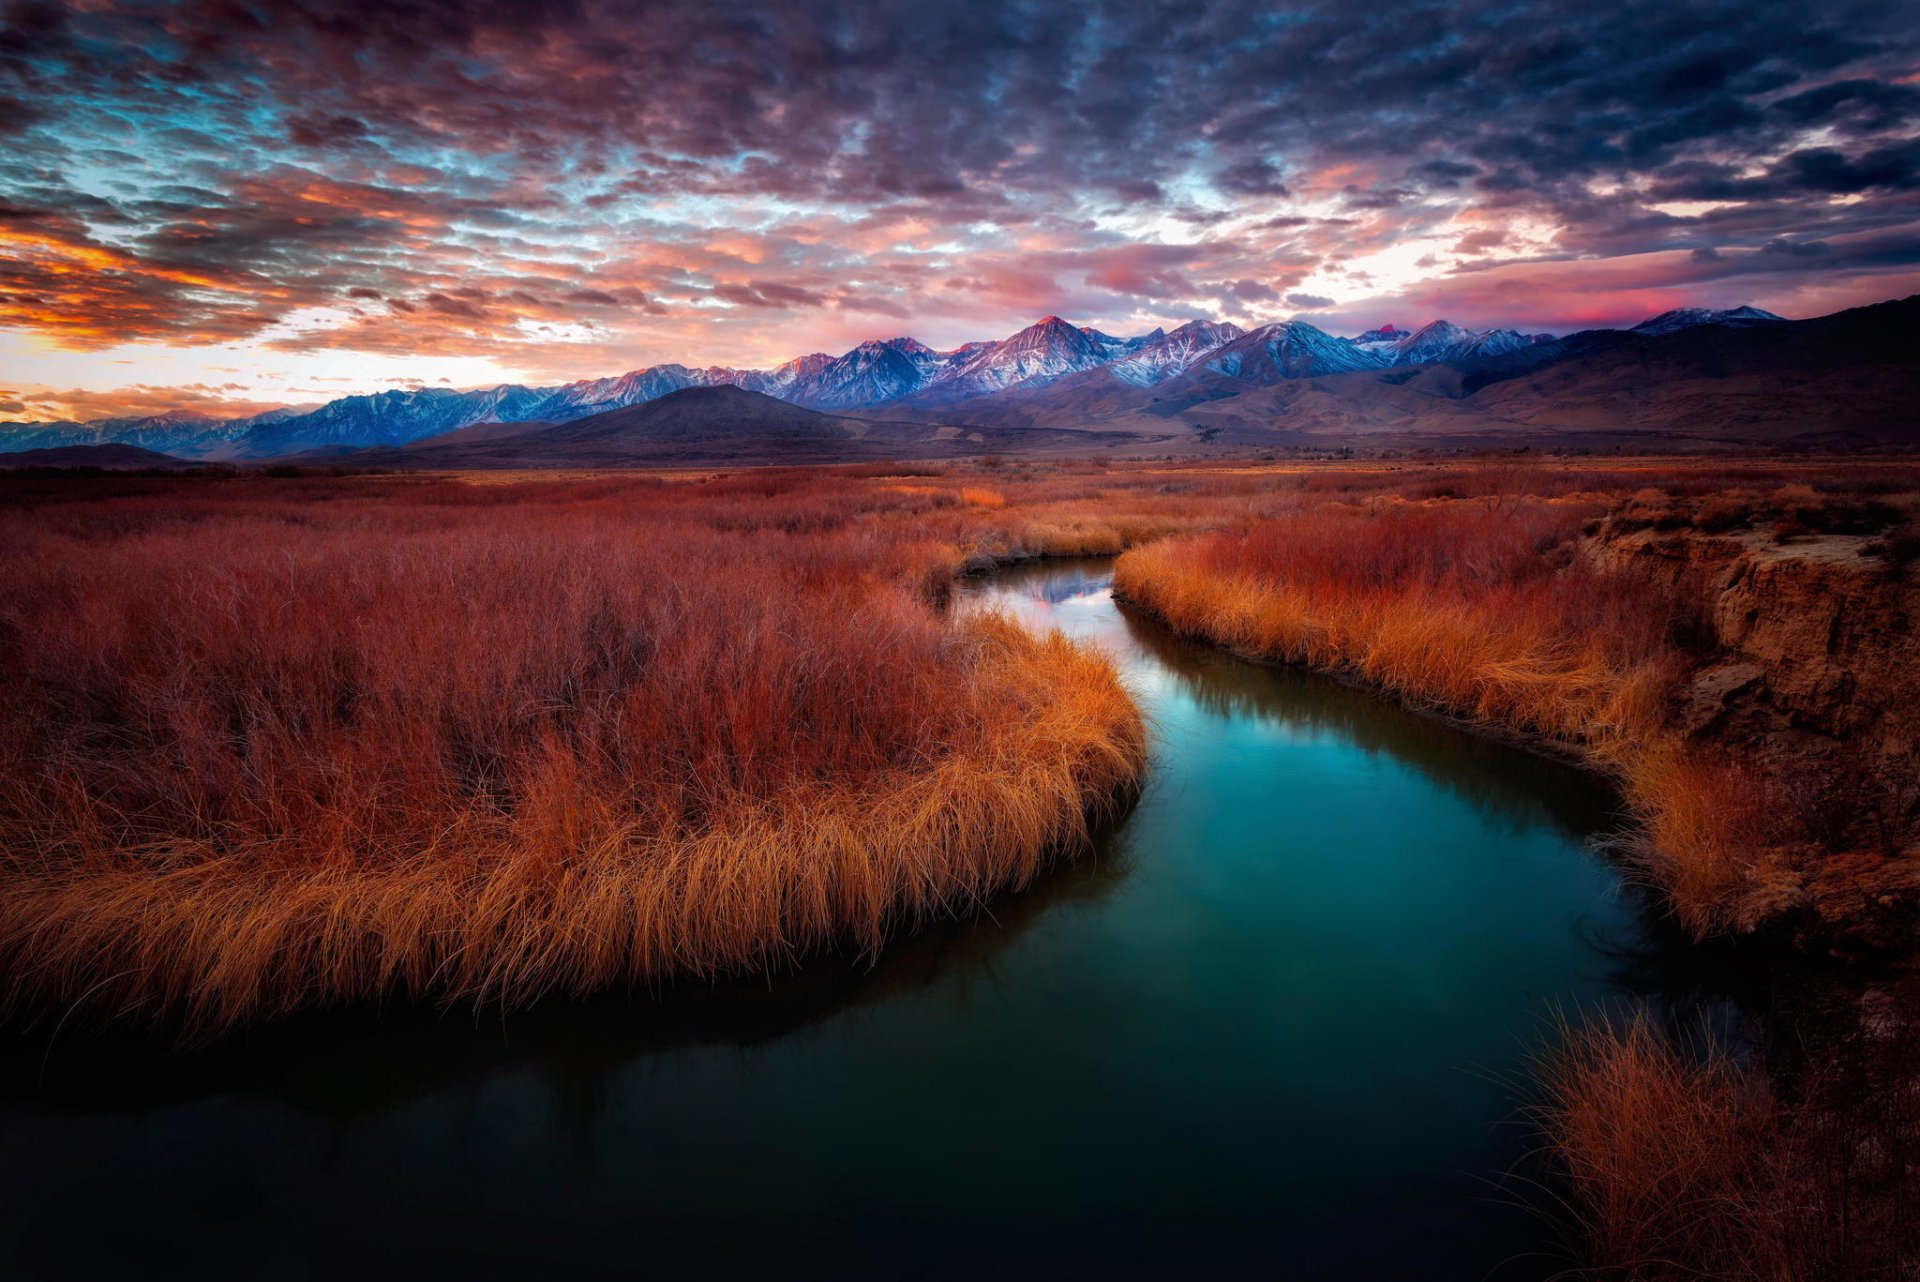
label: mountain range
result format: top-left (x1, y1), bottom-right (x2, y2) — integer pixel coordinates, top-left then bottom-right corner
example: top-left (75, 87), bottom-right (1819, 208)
top-left (5, 299), bottom-right (1914, 462)
top-left (337, 385), bottom-right (1147, 469)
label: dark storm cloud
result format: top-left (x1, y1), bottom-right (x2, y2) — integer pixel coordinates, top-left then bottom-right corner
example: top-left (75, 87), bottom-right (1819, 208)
top-left (0, 0), bottom-right (1916, 361)
top-left (1215, 161), bottom-right (1290, 197)
top-left (286, 113), bottom-right (370, 149)
top-left (1772, 78), bottom-right (1920, 133)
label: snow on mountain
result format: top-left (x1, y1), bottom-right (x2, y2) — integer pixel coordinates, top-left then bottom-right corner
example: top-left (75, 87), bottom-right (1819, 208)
top-left (1334, 320), bottom-right (1543, 366)
top-left (1106, 319), bottom-right (1247, 386)
top-left (928, 315), bottom-right (1115, 399)
top-left (1078, 326), bottom-right (1149, 360)
top-left (221, 385), bottom-right (551, 458)
top-left (1386, 320), bottom-right (1476, 365)
top-left (1205, 321), bottom-right (1389, 383)
top-left (0, 303), bottom-right (1807, 459)
top-left (762, 352), bottom-right (835, 392)
top-left (1466, 329), bottom-right (1543, 358)
top-left (1630, 305), bottom-right (1787, 336)
top-left (1349, 324), bottom-right (1412, 354)
top-left (789, 338), bottom-right (945, 410)
top-left (941, 340), bottom-right (996, 364)
top-left (540, 364), bottom-right (719, 419)
top-left (0, 407), bottom-right (283, 457)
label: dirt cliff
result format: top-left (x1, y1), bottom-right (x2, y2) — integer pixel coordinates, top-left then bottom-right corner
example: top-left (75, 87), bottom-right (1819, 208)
top-left (1589, 525), bottom-right (1920, 952)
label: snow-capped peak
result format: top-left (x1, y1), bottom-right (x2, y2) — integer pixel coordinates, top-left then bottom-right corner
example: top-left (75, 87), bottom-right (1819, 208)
top-left (1205, 320), bottom-right (1389, 382)
top-left (1107, 319), bottom-right (1248, 386)
top-left (930, 315), bottom-right (1112, 397)
top-left (1631, 305), bottom-right (1787, 337)
top-left (1349, 324), bottom-right (1412, 348)
top-left (1389, 320), bottom-right (1474, 364)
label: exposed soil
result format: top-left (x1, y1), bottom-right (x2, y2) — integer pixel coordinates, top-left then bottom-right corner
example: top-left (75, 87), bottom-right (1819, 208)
top-left (1590, 525), bottom-right (1920, 957)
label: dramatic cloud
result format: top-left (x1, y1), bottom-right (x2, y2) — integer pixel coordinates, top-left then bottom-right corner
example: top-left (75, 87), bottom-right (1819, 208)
top-left (1, 0), bottom-right (1917, 415)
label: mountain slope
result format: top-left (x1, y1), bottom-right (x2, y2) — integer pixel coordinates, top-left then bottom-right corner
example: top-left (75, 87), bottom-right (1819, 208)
top-left (915, 315), bottom-right (1115, 401)
top-left (1465, 296), bottom-right (1917, 444)
top-left (917, 296), bottom-right (1920, 450)
top-left (788, 339), bottom-right (944, 410)
top-left (0, 443), bottom-right (190, 468)
top-left (213, 386), bottom-right (550, 459)
top-left (350, 385), bottom-right (1155, 467)
top-left (1106, 319), bottom-right (1247, 386)
top-left (1630, 305), bottom-right (1786, 337)
top-left (1166, 295), bottom-right (1920, 448)
top-left (415, 386), bottom-right (862, 465)
top-left (1201, 321), bottom-right (1389, 383)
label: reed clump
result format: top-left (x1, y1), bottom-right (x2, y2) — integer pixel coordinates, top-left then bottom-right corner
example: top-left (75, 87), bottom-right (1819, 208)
top-left (0, 474), bottom-right (1145, 1032)
top-left (1539, 1007), bottom-right (1920, 1279)
top-left (1538, 1013), bottom-right (1775, 1278)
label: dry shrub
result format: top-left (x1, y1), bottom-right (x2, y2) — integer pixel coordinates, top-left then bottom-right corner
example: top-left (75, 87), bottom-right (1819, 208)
top-left (1540, 1013), bottom-right (1774, 1278)
top-left (1691, 491), bottom-right (1767, 533)
top-left (1541, 1006), bottom-right (1920, 1280)
top-left (5, 455), bottom-right (1913, 1038)
top-left (1872, 522), bottom-right (1920, 568)
top-left (1622, 744), bottom-right (1793, 934)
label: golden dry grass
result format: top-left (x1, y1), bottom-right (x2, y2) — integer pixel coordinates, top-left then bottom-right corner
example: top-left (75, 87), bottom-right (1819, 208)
top-left (2, 454), bottom-right (1910, 1035)
top-left (1537, 1013), bottom-right (1777, 1279)
top-left (1538, 1005), bottom-right (1920, 1280)
top-left (5, 455), bottom-right (1916, 1274)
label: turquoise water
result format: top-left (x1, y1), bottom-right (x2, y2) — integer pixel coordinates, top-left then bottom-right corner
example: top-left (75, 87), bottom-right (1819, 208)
top-left (0, 559), bottom-right (1691, 1279)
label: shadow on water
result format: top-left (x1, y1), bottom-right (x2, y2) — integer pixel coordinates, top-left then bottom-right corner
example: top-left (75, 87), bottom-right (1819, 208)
top-left (0, 824), bottom-right (1141, 1120)
top-left (0, 555), bottom-right (1771, 1281)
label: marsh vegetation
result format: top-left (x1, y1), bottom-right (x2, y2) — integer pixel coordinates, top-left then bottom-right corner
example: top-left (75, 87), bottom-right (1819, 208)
top-left (2, 455), bottom-right (1915, 1277)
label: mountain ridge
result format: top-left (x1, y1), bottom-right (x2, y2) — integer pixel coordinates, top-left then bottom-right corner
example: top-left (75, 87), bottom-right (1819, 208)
top-left (325, 384), bottom-right (1160, 468)
top-left (0, 299), bottom-right (1890, 460)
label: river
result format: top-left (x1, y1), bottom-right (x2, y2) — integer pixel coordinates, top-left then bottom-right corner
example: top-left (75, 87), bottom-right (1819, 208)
top-left (0, 557), bottom-right (1724, 1279)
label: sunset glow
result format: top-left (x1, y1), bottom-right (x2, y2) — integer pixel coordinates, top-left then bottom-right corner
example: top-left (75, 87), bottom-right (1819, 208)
top-left (2, 0), bottom-right (1917, 421)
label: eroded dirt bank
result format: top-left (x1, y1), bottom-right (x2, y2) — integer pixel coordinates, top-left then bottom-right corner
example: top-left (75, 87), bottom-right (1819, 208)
top-left (1591, 524), bottom-right (1919, 955)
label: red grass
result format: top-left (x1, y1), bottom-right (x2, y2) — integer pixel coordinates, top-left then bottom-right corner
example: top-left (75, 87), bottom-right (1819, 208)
top-left (1538, 1013), bottom-right (1775, 1278)
top-left (0, 473), bottom-right (1147, 1031)
top-left (1114, 497), bottom-right (1689, 752)
top-left (1109, 472), bottom-right (1915, 936)
top-left (1540, 1007), bottom-right (1920, 1279)
top-left (5, 456), bottom-right (1915, 1274)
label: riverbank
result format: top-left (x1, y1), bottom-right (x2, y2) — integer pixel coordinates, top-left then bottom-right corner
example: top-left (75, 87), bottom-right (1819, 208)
top-left (4, 456), bottom-right (1914, 1276)
top-left (1106, 468), bottom-right (1920, 1278)
top-left (1111, 482), bottom-right (1918, 948)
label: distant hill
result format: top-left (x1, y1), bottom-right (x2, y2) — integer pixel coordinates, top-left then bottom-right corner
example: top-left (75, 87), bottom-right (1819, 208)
top-left (329, 385), bottom-right (1153, 468)
top-left (0, 443), bottom-right (188, 469)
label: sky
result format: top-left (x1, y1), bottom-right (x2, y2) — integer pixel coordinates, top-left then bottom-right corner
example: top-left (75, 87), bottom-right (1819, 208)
top-left (2, 0), bottom-right (1918, 423)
